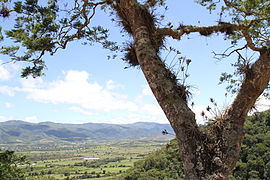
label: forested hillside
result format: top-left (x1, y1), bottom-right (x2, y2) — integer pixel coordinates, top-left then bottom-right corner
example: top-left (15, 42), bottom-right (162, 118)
top-left (122, 110), bottom-right (270, 180)
top-left (0, 121), bottom-right (172, 145)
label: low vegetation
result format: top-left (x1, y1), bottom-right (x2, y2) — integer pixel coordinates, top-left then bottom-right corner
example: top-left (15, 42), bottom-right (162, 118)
top-left (21, 140), bottom-right (165, 180)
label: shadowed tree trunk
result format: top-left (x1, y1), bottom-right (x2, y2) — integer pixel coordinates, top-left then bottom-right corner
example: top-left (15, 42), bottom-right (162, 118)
top-left (115, 0), bottom-right (270, 179)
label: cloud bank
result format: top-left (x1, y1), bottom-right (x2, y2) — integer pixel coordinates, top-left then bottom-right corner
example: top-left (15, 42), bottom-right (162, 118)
top-left (0, 69), bottom-right (168, 124)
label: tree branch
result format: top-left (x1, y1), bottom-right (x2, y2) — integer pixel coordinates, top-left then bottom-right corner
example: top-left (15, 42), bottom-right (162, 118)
top-left (241, 28), bottom-right (262, 51)
top-left (51, 0), bottom-right (110, 53)
top-left (226, 50), bottom-right (270, 125)
top-left (213, 45), bottom-right (247, 60)
top-left (158, 23), bottom-right (245, 39)
top-left (248, 17), bottom-right (270, 27)
top-left (158, 23), bottom-right (263, 51)
top-left (57, 1), bottom-right (106, 49)
top-left (223, 0), bottom-right (260, 16)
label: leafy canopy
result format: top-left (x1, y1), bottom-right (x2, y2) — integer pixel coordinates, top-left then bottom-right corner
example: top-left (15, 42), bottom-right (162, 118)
top-left (0, 0), bottom-right (117, 77)
top-left (0, 150), bottom-right (28, 179)
top-left (196, 0), bottom-right (270, 95)
top-left (0, 0), bottom-right (269, 93)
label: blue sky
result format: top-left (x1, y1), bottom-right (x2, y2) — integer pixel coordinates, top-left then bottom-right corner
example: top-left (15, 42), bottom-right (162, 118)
top-left (0, 1), bottom-right (267, 124)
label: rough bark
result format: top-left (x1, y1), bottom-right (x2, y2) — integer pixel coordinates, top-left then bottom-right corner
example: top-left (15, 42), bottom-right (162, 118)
top-left (114, 0), bottom-right (270, 179)
top-left (221, 49), bottom-right (270, 173)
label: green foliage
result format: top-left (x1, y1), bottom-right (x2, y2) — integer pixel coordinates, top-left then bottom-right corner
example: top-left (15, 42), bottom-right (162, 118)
top-left (197, 0), bottom-right (270, 95)
top-left (1, 0), bottom-right (118, 77)
top-left (123, 139), bottom-right (184, 180)
top-left (232, 110), bottom-right (270, 179)
top-left (0, 26), bottom-right (3, 41)
top-left (0, 0), bottom-right (268, 82)
top-left (1, 0), bottom-right (59, 77)
top-left (0, 150), bottom-right (28, 180)
top-left (122, 110), bottom-right (270, 180)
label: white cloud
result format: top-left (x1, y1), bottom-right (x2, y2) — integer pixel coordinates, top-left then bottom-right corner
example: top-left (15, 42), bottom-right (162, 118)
top-left (142, 86), bottom-right (153, 96)
top-left (4, 102), bottom-right (14, 108)
top-left (69, 106), bottom-right (93, 116)
top-left (106, 80), bottom-right (123, 90)
top-left (106, 80), bottom-right (115, 90)
top-left (0, 86), bottom-right (16, 96)
top-left (250, 95), bottom-right (270, 113)
top-left (107, 113), bottom-right (168, 124)
top-left (141, 104), bottom-right (164, 116)
top-left (24, 116), bottom-right (38, 122)
top-left (20, 77), bottom-right (43, 89)
top-left (0, 60), bottom-right (22, 81)
top-left (0, 65), bottom-right (11, 81)
top-left (0, 69), bottom-right (172, 124)
top-left (65, 70), bottom-right (89, 82)
top-left (136, 86), bottom-right (154, 103)
top-left (191, 104), bottom-right (211, 124)
top-left (19, 70), bottom-right (138, 112)
top-left (0, 116), bottom-right (12, 122)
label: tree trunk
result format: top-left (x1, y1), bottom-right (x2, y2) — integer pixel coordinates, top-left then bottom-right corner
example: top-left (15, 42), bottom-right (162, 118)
top-left (220, 49), bottom-right (270, 175)
top-left (115, 1), bottom-right (270, 179)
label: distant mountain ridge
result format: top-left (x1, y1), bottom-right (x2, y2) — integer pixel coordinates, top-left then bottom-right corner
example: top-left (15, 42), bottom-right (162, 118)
top-left (0, 120), bottom-right (173, 144)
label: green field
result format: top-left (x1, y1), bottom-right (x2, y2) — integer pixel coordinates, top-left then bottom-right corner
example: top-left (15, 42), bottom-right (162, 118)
top-left (17, 139), bottom-right (168, 180)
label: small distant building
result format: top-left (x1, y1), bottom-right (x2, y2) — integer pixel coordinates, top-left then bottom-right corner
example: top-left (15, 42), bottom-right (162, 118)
top-left (83, 158), bottom-right (100, 160)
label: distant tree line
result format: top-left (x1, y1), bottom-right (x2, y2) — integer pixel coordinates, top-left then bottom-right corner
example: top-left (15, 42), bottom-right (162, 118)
top-left (74, 157), bottom-right (125, 168)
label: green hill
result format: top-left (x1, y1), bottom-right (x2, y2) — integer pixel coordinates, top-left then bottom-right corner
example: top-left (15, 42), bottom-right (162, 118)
top-left (0, 121), bottom-right (173, 145)
top-left (122, 110), bottom-right (270, 180)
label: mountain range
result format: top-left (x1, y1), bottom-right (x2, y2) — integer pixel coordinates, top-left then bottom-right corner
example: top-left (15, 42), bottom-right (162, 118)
top-left (0, 120), bottom-right (173, 145)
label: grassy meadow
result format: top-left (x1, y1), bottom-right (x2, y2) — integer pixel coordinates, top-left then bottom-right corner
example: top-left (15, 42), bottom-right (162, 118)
top-left (18, 139), bottom-right (168, 180)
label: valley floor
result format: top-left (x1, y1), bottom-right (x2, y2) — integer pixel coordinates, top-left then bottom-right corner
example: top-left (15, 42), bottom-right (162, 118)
top-left (15, 139), bottom-right (169, 180)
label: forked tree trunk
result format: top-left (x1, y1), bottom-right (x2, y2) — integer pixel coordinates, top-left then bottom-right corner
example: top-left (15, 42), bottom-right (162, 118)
top-left (115, 0), bottom-right (270, 179)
